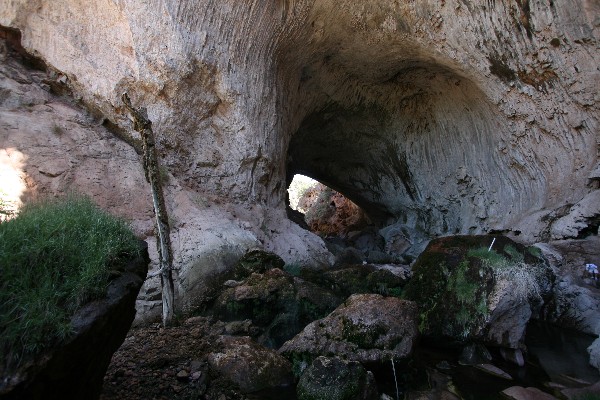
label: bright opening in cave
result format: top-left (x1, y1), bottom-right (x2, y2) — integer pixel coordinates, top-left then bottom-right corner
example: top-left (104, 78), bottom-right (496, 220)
top-left (287, 173), bottom-right (371, 238)
top-left (287, 174), bottom-right (318, 213)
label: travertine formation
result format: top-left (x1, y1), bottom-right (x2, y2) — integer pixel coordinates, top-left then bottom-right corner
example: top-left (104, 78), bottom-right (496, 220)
top-left (1, 1), bottom-right (599, 321)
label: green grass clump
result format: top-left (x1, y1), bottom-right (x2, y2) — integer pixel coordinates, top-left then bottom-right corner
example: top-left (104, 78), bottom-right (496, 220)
top-left (0, 195), bottom-right (140, 370)
top-left (467, 247), bottom-right (505, 267)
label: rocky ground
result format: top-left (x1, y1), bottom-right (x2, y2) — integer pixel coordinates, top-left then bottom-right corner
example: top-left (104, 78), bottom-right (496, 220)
top-left (100, 317), bottom-right (251, 400)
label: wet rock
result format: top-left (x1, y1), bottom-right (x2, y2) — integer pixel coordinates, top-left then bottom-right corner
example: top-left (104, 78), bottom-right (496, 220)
top-left (297, 356), bottom-right (378, 400)
top-left (207, 336), bottom-right (294, 394)
top-left (458, 344), bottom-right (492, 365)
top-left (588, 339), bottom-right (600, 371)
top-left (500, 348), bottom-right (525, 367)
top-left (0, 241), bottom-right (149, 400)
top-left (233, 249), bottom-right (285, 280)
top-left (322, 264), bottom-right (409, 297)
top-left (213, 268), bottom-right (342, 348)
top-left (561, 380), bottom-right (600, 399)
top-left (502, 386), bottom-right (559, 400)
top-left (474, 364), bottom-right (512, 380)
top-left (403, 235), bottom-right (552, 348)
top-left (279, 294), bottom-right (419, 364)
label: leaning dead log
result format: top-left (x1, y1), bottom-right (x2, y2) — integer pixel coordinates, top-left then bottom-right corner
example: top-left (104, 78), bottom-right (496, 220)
top-left (121, 93), bottom-right (175, 327)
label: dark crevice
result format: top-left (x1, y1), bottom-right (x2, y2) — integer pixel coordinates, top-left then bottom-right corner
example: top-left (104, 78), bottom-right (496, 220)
top-left (0, 25), bottom-right (47, 71)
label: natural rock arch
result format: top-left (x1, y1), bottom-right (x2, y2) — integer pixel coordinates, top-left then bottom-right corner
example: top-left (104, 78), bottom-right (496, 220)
top-left (285, 59), bottom-right (520, 236)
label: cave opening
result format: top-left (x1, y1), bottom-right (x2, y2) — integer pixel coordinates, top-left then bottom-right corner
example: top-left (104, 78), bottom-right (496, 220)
top-left (287, 173), bottom-right (372, 237)
top-left (286, 173), bottom-right (415, 266)
top-left (282, 53), bottom-right (519, 265)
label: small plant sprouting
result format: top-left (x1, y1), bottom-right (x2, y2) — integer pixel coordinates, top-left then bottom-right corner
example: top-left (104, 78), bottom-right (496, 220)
top-left (159, 165), bottom-right (170, 185)
top-left (52, 123), bottom-right (64, 136)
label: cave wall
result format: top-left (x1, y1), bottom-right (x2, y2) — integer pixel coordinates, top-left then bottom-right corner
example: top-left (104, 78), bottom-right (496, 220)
top-left (281, 0), bottom-right (599, 239)
top-left (2, 0), bottom-right (598, 240)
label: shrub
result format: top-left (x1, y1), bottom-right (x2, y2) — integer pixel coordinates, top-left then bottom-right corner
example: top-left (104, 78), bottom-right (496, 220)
top-left (489, 260), bottom-right (543, 302)
top-left (469, 247), bottom-right (543, 303)
top-left (0, 195), bottom-right (140, 370)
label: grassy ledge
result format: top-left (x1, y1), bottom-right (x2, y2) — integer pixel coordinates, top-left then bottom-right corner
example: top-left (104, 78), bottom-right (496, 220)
top-left (0, 195), bottom-right (140, 371)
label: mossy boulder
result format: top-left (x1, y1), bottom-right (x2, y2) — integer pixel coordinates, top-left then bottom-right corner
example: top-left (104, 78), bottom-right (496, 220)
top-left (323, 264), bottom-right (410, 297)
top-left (296, 263), bottom-right (410, 299)
top-left (213, 268), bottom-right (342, 348)
top-left (297, 356), bottom-right (378, 400)
top-left (279, 294), bottom-right (419, 365)
top-left (233, 249), bottom-right (285, 280)
top-left (207, 335), bottom-right (294, 393)
top-left (403, 235), bottom-right (552, 348)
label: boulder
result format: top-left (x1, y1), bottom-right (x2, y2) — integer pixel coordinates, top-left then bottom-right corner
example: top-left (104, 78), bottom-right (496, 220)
top-left (0, 241), bottom-right (149, 400)
top-left (300, 183), bottom-right (371, 236)
top-left (207, 336), bottom-right (294, 394)
top-left (502, 386), bottom-right (559, 400)
top-left (458, 344), bottom-right (492, 366)
top-left (379, 222), bottom-right (429, 262)
top-left (589, 339), bottom-right (600, 371)
top-left (213, 268), bottom-right (342, 348)
top-left (500, 348), bottom-right (526, 367)
top-left (233, 249), bottom-right (285, 280)
top-left (539, 237), bottom-right (600, 336)
top-left (321, 264), bottom-right (410, 298)
top-left (279, 294), bottom-right (419, 365)
top-left (403, 235), bottom-right (552, 348)
top-left (297, 356), bottom-right (378, 400)
top-left (561, 381), bottom-right (600, 400)
top-left (550, 191), bottom-right (600, 240)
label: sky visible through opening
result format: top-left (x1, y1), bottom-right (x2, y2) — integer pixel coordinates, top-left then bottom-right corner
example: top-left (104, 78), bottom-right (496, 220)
top-left (287, 174), bottom-right (318, 213)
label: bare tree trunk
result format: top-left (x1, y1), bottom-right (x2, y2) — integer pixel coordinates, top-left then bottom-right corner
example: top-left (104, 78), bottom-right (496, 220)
top-left (122, 93), bottom-right (175, 327)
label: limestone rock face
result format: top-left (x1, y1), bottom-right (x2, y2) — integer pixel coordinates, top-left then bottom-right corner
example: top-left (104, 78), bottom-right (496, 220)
top-left (2, 0), bottom-right (598, 240)
top-left (0, 43), bottom-right (333, 325)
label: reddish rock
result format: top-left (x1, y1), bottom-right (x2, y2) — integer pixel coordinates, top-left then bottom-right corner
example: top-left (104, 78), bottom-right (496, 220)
top-left (207, 336), bottom-right (294, 393)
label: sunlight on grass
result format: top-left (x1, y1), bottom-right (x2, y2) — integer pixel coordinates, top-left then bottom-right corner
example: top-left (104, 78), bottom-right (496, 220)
top-left (0, 195), bottom-right (140, 371)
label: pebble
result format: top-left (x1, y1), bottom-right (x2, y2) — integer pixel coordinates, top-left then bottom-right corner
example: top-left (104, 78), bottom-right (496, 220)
top-left (191, 371), bottom-right (202, 381)
top-left (176, 370), bottom-right (189, 381)
top-left (224, 280), bottom-right (242, 288)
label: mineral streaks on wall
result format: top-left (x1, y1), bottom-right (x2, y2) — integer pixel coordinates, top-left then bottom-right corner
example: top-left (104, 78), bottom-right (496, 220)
top-left (281, 0), bottom-right (598, 236)
top-left (2, 0), bottom-right (598, 239)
